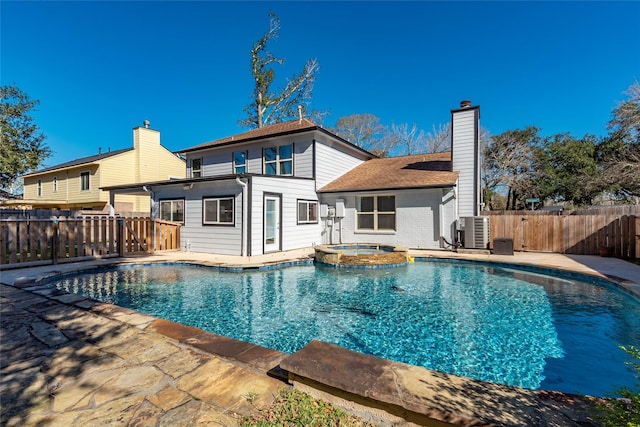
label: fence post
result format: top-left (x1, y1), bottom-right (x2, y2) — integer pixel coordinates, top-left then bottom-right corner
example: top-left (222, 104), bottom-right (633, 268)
top-left (117, 218), bottom-right (125, 257)
top-left (150, 218), bottom-right (156, 253)
top-left (51, 218), bottom-right (59, 265)
top-left (147, 218), bottom-right (153, 253)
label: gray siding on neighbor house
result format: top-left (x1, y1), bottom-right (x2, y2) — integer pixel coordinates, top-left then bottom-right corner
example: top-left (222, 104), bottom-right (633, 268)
top-left (152, 180), bottom-right (244, 255)
top-left (186, 137), bottom-right (314, 178)
top-left (320, 188), bottom-right (453, 249)
top-left (249, 176), bottom-right (320, 255)
top-left (451, 107), bottom-right (480, 218)
top-left (314, 139), bottom-right (369, 190)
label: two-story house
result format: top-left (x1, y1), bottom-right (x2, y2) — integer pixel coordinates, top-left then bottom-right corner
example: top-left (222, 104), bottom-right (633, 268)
top-left (105, 101), bottom-right (481, 255)
top-left (9, 123), bottom-right (185, 213)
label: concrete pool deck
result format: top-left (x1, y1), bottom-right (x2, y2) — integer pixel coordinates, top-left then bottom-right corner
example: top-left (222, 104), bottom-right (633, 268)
top-left (1, 248), bottom-right (639, 426)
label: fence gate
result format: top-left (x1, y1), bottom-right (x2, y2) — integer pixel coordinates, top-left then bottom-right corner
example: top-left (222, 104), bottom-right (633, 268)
top-left (487, 213), bottom-right (638, 258)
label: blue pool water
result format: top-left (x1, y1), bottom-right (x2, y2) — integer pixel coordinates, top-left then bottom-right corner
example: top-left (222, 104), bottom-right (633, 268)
top-left (50, 262), bottom-right (640, 397)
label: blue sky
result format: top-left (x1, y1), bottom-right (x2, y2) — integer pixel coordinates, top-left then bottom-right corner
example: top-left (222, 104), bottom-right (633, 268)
top-left (2, 1), bottom-right (639, 168)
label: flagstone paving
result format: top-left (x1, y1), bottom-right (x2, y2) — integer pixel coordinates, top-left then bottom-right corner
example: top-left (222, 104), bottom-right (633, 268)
top-left (0, 283), bottom-right (286, 427)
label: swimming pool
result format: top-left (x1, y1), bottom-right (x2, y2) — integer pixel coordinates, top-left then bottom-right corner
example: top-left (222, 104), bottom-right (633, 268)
top-left (49, 261), bottom-right (640, 397)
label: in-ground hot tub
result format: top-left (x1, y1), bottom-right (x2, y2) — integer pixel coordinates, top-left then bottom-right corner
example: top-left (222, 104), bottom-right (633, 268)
top-left (314, 244), bottom-right (410, 268)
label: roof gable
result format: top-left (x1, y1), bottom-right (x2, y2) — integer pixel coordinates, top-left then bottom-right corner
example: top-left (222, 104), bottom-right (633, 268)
top-left (318, 152), bottom-right (459, 193)
top-left (179, 118), bottom-right (375, 159)
top-left (180, 119), bottom-right (319, 153)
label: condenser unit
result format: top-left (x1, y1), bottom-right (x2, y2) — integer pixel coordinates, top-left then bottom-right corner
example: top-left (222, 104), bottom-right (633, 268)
top-left (462, 216), bottom-right (490, 249)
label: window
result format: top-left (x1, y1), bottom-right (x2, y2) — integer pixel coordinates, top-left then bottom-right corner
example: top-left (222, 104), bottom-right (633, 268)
top-left (37, 180), bottom-right (42, 197)
top-left (53, 176), bottom-right (58, 192)
top-left (356, 195), bottom-right (396, 231)
top-left (233, 151), bottom-right (246, 174)
top-left (191, 158), bottom-right (202, 178)
top-left (80, 171), bottom-right (90, 191)
top-left (263, 144), bottom-right (293, 176)
top-left (297, 200), bottom-right (318, 224)
top-left (159, 199), bottom-right (184, 223)
top-left (203, 197), bottom-right (234, 225)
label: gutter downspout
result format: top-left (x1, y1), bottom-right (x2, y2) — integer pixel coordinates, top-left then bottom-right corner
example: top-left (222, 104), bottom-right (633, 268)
top-left (236, 177), bottom-right (248, 257)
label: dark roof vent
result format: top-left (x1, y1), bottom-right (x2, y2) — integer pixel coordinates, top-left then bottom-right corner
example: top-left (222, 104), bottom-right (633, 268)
top-left (460, 100), bottom-right (472, 108)
top-left (143, 120), bottom-right (150, 128)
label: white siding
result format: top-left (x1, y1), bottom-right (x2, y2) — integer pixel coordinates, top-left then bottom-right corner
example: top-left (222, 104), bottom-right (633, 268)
top-left (152, 180), bottom-right (244, 255)
top-left (451, 107), bottom-right (480, 218)
top-left (320, 188), bottom-right (452, 249)
top-left (250, 176), bottom-right (320, 255)
top-left (314, 138), bottom-right (369, 189)
top-left (293, 140), bottom-right (313, 177)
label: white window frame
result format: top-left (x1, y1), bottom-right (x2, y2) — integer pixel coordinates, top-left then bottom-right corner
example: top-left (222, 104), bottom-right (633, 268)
top-left (37, 179), bottom-right (42, 197)
top-left (159, 199), bottom-right (185, 224)
top-left (263, 144), bottom-right (293, 176)
top-left (53, 176), bottom-right (58, 193)
top-left (202, 196), bottom-right (235, 225)
top-left (297, 199), bottom-right (318, 224)
top-left (356, 195), bottom-right (396, 231)
top-left (233, 151), bottom-right (247, 174)
top-left (80, 171), bottom-right (90, 191)
top-left (191, 158), bottom-right (202, 178)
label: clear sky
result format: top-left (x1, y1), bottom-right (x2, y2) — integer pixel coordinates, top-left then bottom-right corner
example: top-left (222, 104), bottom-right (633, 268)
top-left (2, 1), bottom-right (639, 168)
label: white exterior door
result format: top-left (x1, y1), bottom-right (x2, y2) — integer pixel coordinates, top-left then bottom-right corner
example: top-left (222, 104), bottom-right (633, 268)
top-left (264, 194), bottom-right (280, 252)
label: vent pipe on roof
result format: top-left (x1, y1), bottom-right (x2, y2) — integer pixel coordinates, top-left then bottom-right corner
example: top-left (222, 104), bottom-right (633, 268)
top-left (298, 105), bottom-right (303, 122)
top-left (460, 100), bottom-right (472, 109)
top-left (143, 120), bottom-right (150, 128)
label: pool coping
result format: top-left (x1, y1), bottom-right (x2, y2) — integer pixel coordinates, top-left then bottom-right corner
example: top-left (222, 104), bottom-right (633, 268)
top-left (3, 251), bottom-right (634, 426)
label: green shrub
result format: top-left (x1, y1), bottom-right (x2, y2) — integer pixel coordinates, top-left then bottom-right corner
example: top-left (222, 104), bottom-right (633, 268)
top-left (595, 345), bottom-right (640, 426)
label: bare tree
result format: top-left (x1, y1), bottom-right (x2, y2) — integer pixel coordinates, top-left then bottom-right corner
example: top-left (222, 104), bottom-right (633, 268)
top-left (240, 12), bottom-right (320, 129)
top-left (425, 123), bottom-right (451, 153)
top-left (331, 113), bottom-right (389, 156)
top-left (599, 80), bottom-right (640, 199)
top-left (332, 113), bottom-right (384, 147)
top-left (483, 127), bottom-right (541, 210)
top-left (608, 79), bottom-right (640, 145)
top-left (386, 122), bottom-right (452, 155)
top-left (388, 123), bottom-right (426, 155)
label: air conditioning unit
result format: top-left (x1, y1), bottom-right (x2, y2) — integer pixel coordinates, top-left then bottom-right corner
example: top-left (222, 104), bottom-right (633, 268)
top-left (462, 216), bottom-right (490, 249)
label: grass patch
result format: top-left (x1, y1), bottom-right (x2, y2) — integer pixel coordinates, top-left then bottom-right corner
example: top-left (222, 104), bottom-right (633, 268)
top-left (240, 388), bottom-right (376, 427)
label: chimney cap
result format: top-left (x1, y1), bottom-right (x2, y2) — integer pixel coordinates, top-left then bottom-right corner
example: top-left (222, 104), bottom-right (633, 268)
top-left (143, 120), bottom-right (150, 128)
top-left (460, 100), bottom-right (472, 108)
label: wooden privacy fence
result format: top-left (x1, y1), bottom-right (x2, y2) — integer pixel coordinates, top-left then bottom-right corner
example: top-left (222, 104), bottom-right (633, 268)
top-left (488, 214), bottom-right (639, 259)
top-left (1, 217), bottom-right (181, 269)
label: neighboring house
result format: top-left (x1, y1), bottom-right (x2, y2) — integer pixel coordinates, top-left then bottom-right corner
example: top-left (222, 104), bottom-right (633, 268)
top-left (5, 123), bottom-right (185, 213)
top-left (105, 101), bottom-right (481, 255)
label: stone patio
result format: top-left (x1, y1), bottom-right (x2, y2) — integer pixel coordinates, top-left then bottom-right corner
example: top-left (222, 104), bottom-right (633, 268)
top-left (0, 283), bottom-right (286, 427)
